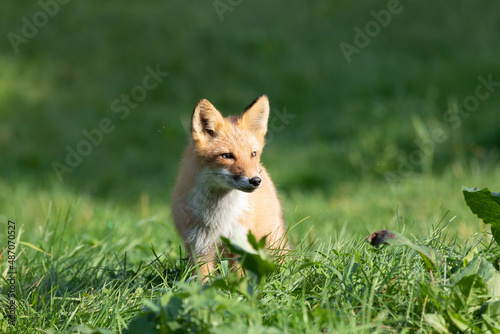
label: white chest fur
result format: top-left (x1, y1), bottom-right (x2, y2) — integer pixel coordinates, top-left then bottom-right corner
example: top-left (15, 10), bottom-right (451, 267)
top-left (186, 170), bottom-right (249, 255)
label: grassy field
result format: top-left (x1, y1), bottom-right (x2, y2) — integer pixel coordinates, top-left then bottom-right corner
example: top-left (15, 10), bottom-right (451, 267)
top-left (1, 0), bottom-right (500, 333)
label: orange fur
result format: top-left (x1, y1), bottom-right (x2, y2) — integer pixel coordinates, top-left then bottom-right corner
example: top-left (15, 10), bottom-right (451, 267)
top-left (172, 95), bottom-right (288, 279)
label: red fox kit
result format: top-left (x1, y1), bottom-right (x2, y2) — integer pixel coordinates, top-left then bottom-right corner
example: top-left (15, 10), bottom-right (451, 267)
top-left (172, 95), bottom-right (288, 279)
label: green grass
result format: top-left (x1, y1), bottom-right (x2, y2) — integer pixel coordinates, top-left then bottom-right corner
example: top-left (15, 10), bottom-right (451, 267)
top-left (1, 0), bottom-right (500, 332)
top-left (1, 170), bottom-right (499, 332)
top-left (0, 184), bottom-right (497, 333)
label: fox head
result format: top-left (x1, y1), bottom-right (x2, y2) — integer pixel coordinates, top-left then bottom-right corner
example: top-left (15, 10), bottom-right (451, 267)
top-left (190, 95), bottom-right (270, 193)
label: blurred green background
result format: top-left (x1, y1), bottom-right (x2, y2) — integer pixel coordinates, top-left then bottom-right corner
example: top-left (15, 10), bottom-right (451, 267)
top-left (1, 0), bottom-right (499, 246)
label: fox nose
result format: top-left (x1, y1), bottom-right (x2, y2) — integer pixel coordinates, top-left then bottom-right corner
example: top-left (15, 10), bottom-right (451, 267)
top-left (249, 177), bottom-right (262, 188)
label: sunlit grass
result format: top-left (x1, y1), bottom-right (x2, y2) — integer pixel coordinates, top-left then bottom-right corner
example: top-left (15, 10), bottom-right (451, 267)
top-left (1, 182), bottom-right (493, 333)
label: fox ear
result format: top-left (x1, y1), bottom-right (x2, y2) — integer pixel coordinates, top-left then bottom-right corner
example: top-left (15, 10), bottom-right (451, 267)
top-left (191, 99), bottom-right (225, 142)
top-left (241, 95), bottom-right (270, 142)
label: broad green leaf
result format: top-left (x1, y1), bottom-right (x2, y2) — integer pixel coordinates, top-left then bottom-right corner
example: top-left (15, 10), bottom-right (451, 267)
top-left (453, 274), bottom-right (488, 311)
top-left (450, 256), bottom-right (496, 285)
top-left (366, 230), bottom-right (442, 270)
top-left (463, 187), bottom-right (500, 244)
top-left (221, 232), bottom-right (277, 282)
top-left (481, 301), bottom-right (500, 333)
top-left (246, 231), bottom-right (267, 250)
top-left (162, 296), bottom-right (184, 321)
top-left (424, 313), bottom-right (450, 334)
top-left (421, 284), bottom-right (449, 311)
top-left (211, 275), bottom-right (252, 300)
top-left (124, 314), bottom-right (159, 334)
top-left (462, 248), bottom-right (477, 267)
top-left (446, 309), bottom-right (470, 332)
top-left (482, 314), bottom-right (500, 334)
top-left (488, 273), bottom-right (500, 300)
top-left (482, 301), bottom-right (500, 319)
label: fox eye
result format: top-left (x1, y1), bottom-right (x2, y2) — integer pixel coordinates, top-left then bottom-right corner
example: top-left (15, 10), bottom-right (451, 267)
top-left (251, 151), bottom-right (257, 157)
top-left (221, 153), bottom-right (234, 159)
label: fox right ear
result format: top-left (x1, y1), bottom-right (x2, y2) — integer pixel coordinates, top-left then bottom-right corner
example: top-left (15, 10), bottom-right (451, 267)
top-left (191, 99), bottom-right (225, 143)
top-left (241, 95), bottom-right (270, 143)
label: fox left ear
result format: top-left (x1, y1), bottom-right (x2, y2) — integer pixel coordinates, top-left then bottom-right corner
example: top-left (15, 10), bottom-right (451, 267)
top-left (241, 95), bottom-right (270, 143)
top-left (191, 99), bottom-right (225, 144)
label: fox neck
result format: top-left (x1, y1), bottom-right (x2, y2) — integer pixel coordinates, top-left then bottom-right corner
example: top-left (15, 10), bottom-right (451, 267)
top-left (189, 165), bottom-right (248, 221)
top-left (186, 167), bottom-right (249, 253)
top-left (189, 167), bottom-right (249, 220)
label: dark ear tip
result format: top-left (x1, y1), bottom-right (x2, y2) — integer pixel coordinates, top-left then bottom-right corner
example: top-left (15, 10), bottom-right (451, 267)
top-left (243, 95), bottom-right (269, 112)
